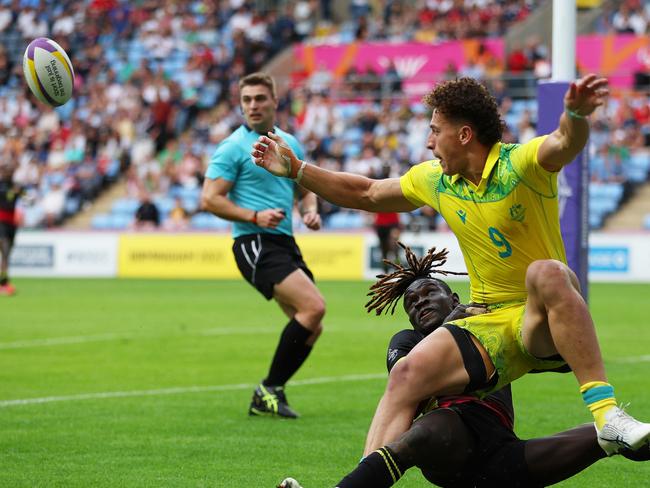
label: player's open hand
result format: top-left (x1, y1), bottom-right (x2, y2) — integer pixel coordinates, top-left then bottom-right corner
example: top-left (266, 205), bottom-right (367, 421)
top-left (252, 132), bottom-right (298, 178)
top-left (302, 211), bottom-right (321, 231)
top-left (564, 74), bottom-right (609, 117)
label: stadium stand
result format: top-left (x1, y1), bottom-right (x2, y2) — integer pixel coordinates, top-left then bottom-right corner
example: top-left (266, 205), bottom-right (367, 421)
top-left (1, 0), bottom-right (649, 232)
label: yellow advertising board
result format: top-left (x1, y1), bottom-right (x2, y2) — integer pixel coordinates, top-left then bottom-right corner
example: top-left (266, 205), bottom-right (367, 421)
top-left (118, 233), bottom-right (364, 280)
top-left (118, 234), bottom-right (238, 278)
top-left (295, 233), bottom-right (364, 280)
top-left (577, 0), bottom-right (601, 7)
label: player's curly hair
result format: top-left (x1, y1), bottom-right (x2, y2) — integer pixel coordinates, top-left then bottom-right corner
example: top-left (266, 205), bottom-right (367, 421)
top-left (422, 77), bottom-right (504, 147)
top-left (365, 242), bottom-right (466, 316)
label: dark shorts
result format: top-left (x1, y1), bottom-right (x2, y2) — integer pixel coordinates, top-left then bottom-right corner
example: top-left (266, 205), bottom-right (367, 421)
top-left (0, 221), bottom-right (16, 245)
top-left (375, 224), bottom-right (399, 244)
top-left (422, 402), bottom-right (536, 488)
top-left (232, 233), bottom-right (314, 300)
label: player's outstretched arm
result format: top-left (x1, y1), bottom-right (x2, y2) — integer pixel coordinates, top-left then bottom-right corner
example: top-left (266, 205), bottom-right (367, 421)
top-left (537, 73), bottom-right (609, 172)
top-left (252, 132), bottom-right (417, 213)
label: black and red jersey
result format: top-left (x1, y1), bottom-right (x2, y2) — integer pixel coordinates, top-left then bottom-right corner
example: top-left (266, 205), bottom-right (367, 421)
top-left (0, 179), bottom-right (21, 225)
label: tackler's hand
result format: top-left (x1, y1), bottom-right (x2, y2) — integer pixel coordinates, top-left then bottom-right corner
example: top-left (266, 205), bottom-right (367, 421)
top-left (444, 303), bottom-right (488, 323)
top-left (252, 132), bottom-right (301, 178)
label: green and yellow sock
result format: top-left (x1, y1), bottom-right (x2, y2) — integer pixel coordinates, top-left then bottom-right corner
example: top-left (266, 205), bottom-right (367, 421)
top-left (580, 381), bottom-right (617, 429)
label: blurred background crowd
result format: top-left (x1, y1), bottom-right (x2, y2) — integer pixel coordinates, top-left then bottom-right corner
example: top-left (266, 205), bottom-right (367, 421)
top-left (1, 0), bottom-right (650, 233)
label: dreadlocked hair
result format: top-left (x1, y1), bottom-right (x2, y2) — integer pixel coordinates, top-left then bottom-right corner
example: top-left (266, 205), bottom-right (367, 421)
top-left (365, 242), bottom-right (467, 316)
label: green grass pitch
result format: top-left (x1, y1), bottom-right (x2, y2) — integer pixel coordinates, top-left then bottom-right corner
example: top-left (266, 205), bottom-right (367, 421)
top-left (1, 279), bottom-right (649, 487)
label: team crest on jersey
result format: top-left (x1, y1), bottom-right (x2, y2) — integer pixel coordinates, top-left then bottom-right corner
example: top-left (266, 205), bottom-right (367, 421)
top-left (456, 209), bottom-right (467, 224)
top-left (509, 203), bottom-right (526, 222)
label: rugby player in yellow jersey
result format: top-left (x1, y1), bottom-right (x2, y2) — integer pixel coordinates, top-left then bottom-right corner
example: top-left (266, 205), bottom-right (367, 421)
top-left (251, 74), bottom-right (650, 458)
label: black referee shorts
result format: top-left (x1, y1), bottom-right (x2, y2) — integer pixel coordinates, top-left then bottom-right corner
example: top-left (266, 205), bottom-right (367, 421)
top-left (232, 233), bottom-right (314, 300)
top-left (0, 222), bottom-right (17, 245)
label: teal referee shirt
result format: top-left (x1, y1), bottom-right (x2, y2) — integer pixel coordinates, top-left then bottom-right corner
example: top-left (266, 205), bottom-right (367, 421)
top-left (205, 125), bottom-right (306, 238)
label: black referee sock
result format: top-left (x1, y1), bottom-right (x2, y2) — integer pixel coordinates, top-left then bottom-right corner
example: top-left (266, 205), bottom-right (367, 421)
top-left (263, 318), bottom-right (313, 387)
top-left (336, 447), bottom-right (405, 488)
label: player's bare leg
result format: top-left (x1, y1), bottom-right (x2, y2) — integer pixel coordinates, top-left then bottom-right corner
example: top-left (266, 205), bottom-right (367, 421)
top-left (522, 259), bottom-right (650, 453)
top-left (363, 327), bottom-right (476, 454)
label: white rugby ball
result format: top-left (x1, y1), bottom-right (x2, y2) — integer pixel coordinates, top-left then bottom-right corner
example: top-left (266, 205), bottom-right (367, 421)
top-left (23, 37), bottom-right (74, 107)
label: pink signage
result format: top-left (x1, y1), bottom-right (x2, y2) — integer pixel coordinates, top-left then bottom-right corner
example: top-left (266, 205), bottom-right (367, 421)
top-left (576, 34), bottom-right (650, 88)
top-left (294, 34), bottom-right (650, 94)
top-left (295, 39), bottom-right (504, 98)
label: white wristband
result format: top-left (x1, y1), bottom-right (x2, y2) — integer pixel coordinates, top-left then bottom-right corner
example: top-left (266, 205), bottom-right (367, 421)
top-left (294, 160), bottom-right (307, 184)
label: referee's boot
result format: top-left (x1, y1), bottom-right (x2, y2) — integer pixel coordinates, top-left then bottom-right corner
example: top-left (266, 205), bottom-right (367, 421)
top-left (249, 384), bottom-right (299, 419)
top-left (597, 406), bottom-right (650, 455)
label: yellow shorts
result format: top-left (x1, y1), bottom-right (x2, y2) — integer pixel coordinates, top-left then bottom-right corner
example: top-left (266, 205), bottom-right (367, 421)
top-left (447, 301), bottom-right (566, 397)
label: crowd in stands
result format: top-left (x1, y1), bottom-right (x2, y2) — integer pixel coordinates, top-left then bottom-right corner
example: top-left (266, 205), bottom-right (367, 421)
top-left (1, 0), bottom-right (649, 232)
top-left (596, 0), bottom-right (650, 36)
top-left (0, 0), bottom-right (309, 229)
top-left (310, 0), bottom-right (544, 44)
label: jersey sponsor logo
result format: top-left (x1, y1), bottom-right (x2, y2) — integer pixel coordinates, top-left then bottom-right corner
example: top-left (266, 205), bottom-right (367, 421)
top-left (509, 203), bottom-right (526, 222)
top-left (387, 348), bottom-right (400, 364)
top-left (456, 209), bottom-right (467, 224)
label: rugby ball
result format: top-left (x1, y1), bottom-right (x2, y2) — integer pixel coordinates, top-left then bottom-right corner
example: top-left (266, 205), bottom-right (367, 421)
top-left (22, 38), bottom-right (74, 106)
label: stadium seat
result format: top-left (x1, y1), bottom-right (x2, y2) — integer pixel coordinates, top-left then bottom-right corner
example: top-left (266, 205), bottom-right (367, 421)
top-left (91, 214), bottom-right (113, 230)
top-left (627, 152), bottom-right (650, 182)
top-left (589, 212), bottom-right (604, 229)
top-left (325, 212), bottom-right (366, 230)
top-left (111, 198), bottom-right (140, 216)
top-left (181, 197), bottom-right (200, 213)
top-left (153, 196), bottom-right (175, 215)
top-left (190, 212), bottom-right (231, 230)
top-left (342, 142), bottom-right (362, 159)
top-left (115, 214), bottom-right (134, 229)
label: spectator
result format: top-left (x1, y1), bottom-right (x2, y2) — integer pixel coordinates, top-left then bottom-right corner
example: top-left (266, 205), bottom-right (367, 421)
top-left (134, 191), bottom-right (160, 230)
top-left (634, 44), bottom-right (650, 90)
top-left (307, 62), bottom-right (333, 95)
top-left (612, 3), bottom-right (646, 34)
top-left (163, 197), bottom-right (189, 231)
top-left (517, 110), bottom-right (536, 144)
top-left (41, 181), bottom-right (66, 228)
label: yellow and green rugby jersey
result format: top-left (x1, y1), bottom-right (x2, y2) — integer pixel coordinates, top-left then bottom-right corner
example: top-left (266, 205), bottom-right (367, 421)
top-left (400, 136), bottom-right (567, 304)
